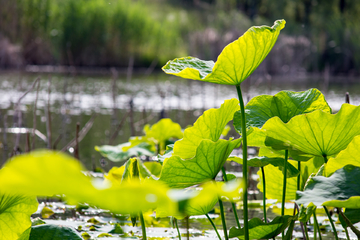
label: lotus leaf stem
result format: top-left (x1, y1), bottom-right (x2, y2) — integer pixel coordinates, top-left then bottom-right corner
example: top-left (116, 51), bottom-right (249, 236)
top-left (174, 218), bottom-right (181, 240)
top-left (221, 167), bottom-right (241, 229)
top-left (281, 150), bottom-right (289, 238)
top-left (313, 211), bottom-right (322, 240)
top-left (304, 222), bottom-right (310, 240)
top-left (235, 84), bottom-right (249, 240)
top-left (206, 213), bottom-right (222, 240)
top-left (323, 206), bottom-right (339, 240)
top-left (338, 208), bottom-right (360, 238)
top-left (218, 198), bottom-right (229, 240)
top-left (139, 212), bottom-right (147, 240)
top-left (261, 166), bottom-right (267, 223)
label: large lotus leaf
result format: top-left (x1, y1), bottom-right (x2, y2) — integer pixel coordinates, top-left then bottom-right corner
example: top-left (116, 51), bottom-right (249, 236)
top-left (95, 142), bottom-right (154, 162)
top-left (143, 118), bottom-right (183, 143)
top-left (160, 138), bottom-right (242, 188)
top-left (233, 89), bottom-right (331, 134)
top-left (257, 157), bottom-right (323, 201)
top-left (29, 224), bottom-right (82, 240)
top-left (326, 135), bottom-right (360, 176)
top-left (296, 165), bottom-right (360, 208)
top-left (162, 20), bottom-right (285, 85)
top-left (229, 215), bottom-right (297, 239)
top-left (174, 98), bottom-right (240, 159)
top-left (0, 151), bottom-right (175, 215)
top-left (263, 104), bottom-right (360, 158)
top-left (0, 193), bottom-right (38, 240)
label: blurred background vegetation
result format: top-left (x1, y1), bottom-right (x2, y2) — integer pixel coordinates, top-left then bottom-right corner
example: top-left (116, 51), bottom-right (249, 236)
top-left (0, 0), bottom-right (359, 75)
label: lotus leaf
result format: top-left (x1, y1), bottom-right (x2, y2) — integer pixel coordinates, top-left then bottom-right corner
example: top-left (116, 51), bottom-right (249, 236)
top-left (29, 224), bottom-right (82, 240)
top-left (174, 98), bottom-right (240, 159)
top-left (162, 20), bottom-right (285, 85)
top-left (0, 193), bottom-right (38, 240)
top-left (229, 215), bottom-right (297, 239)
top-left (257, 157), bottom-right (323, 201)
top-left (263, 104), bottom-right (360, 158)
top-left (160, 138), bottom-right (241, 188)
top-left (0, 151), bottom-right (175, 215)
top-left (233, 88), bottom-right (331, 134)
top-left (296, 165), bottom-right (360, 208)
top-left (326, 135), bottom-right (360, 176)
top-left (95, 142), bottom-right (154, 162)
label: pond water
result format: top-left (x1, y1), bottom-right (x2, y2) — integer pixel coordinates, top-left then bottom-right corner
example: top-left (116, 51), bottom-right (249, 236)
top-left (0, 71), bottom-right (359, 239)
top-left (0, 71), bottom-right (359, 170)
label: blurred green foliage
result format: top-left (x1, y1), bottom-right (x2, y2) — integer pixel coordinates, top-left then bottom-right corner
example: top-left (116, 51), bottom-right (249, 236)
top-left (0, 0), bottom-right (189, 66)
top-left (1, 0), bottom-right (360, 73)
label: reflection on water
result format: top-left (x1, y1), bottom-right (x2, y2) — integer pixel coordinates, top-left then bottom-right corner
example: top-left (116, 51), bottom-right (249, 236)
top-left (0, 72), bottom-right (359, 169)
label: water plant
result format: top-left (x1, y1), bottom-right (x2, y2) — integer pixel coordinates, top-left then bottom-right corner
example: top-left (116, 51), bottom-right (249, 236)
top-left (3, 19), bottom-right (360, 240)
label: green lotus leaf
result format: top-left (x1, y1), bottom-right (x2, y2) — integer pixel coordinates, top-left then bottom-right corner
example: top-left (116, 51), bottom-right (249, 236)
top-left (29, 224), bottom-right (82, 240)
top-left (228, 156), bottom-right (299, 178)
top-left (162, 20), bottom-right (285, 85)
top-left (0, 193), bottom-right (38, 240)
top-left (263, 104), bottom-right (360, 158)
top-left (234, 88), bottom-right (331, 134)
top-left (296, 165), bottom-right (360, 208)
top-left (143, 162), bottom-right (162, 178)
top-left (298, 203), bottom-right (316, 223)
top-left (174, 98), bottom-right (240, 159)
top-left (0, 151), bottom-right (175, 215)
top-left (95, 142), bottom-right (154, 162)
top-left (229, 215), bottom-right (297, 239)
top-left (144, 118), bottom-right (183, 143)
top-left (257, 157), bottom-right (323, 201)
top-left (160, 138), bottom-right (242, 188)
top-left (326, 135), bottom-right (360, 176)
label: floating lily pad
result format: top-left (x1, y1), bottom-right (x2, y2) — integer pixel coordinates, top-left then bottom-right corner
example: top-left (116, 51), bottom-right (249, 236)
top-left (162, 20), bottom-right (285, 85)
top-left (229, 215), bottom-right (297, 239)
top-left (95, 142), bottom-right (154, 162)
top-left (29, 224), bottom-right (82, 240)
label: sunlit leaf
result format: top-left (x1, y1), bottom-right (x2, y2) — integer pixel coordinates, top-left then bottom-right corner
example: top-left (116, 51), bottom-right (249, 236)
top-left (160, 139), bottom-right (241, 188)
top-left (263, 104), bottom-right (360, 158)
top-left (296, 165), bottom-right (360, 208)
top-left (0, 193), bottom-right (38, 240)
top-left (162, 20), bottom-right (286, 85)
top-left (229, 215), bottom-right (297, 239)
top-left (29, 224), bottom-right (82, 240)
top-left (144, 118), bottom-right (183, 144)
top-left (95, 142), bottom-right (154, 162)
top-left (326, 135), bottom-right (360, 176)
top-left (174, 98), bottom-right (240, 159)
top-left (257, 157), bottom-right (323, 201)
top-left (233, 88), bottom-right (331, 134)
top-left (0, 151), bottom-right (175, 215)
